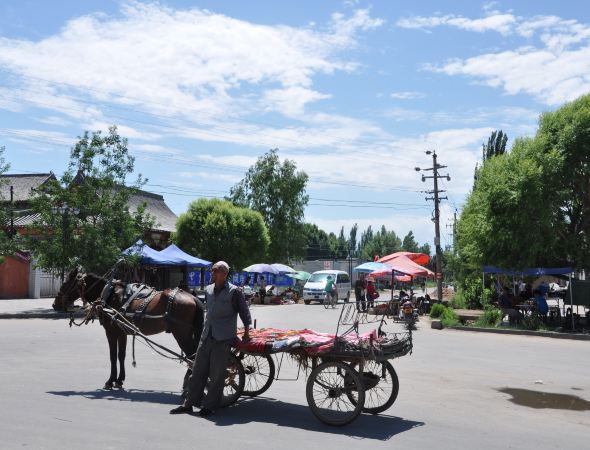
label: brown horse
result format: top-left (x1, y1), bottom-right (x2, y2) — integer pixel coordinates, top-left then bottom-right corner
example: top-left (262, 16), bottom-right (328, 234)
top-left (53, 268), bottom-right (204, 390)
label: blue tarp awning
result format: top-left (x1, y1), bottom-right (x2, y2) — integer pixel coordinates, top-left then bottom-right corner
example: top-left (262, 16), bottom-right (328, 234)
top-left (482, 266), bottom-right (574, 276)
top-left (122, 240), bottom-right (185, 266)
top-left (158, 244), bottom-right (211, 268)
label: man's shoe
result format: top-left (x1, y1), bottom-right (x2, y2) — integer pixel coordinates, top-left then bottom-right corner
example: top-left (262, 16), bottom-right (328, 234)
top-left (170, 405), bottom-right (193, 415)
top-left (198, 408), bottom-right (214, 417)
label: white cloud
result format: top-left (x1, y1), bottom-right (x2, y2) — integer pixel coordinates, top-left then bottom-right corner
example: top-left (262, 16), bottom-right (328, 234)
top-left (397, 13), bottom-right (516, 35)
top-left (429, 46), bottom-right (590, 105)
top-left (390, 91), bottom-right (426, 100)
top-left (0, 3), bottom-right (383, 122)
top-left (400, 10), bottom-right (590, 105)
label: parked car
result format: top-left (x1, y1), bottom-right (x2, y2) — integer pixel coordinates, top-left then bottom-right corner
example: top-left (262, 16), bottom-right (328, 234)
top-left (303, 270), bottom-right (351, 305)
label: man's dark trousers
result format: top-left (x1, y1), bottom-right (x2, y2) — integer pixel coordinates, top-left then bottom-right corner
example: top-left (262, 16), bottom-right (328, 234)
top-left (185, 336), bottom-right (231, 410)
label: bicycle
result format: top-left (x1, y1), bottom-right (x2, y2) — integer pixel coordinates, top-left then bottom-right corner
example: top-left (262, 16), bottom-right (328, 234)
top-left (323, 290), bottom-right (337, 309)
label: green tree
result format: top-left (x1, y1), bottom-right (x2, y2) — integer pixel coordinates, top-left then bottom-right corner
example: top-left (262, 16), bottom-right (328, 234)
top-left (401, 231), bottom-right (419, 252)
top-left (474, 130), bottom-right (509, 189)
top-left (483, 130), bottom-right (508, 160)
top-left (535, 94), bottom-right (590, 269)
top-left (360, 225), bottom-right (402, 261)
top-left (228, 149), bottom-right (309, 262)
top-left (174, 198), bottom-right (269, 270)
top-left (302, 223), bottom-right (332, 259)
top-left (27, 127), bottom-right (154, 276)
top-left (0, 146), bottom-right (14, 263)
top-left (348, 223), bottom-right (358, 256)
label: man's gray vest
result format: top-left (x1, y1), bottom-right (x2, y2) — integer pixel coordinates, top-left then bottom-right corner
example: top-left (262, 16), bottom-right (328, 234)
top-left (202, 282), bottom-right (239, 342)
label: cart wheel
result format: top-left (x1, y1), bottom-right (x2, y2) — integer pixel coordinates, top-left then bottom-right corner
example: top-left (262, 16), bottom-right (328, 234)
top-left (348, 361), bottom-right (399, 414)
top-left (306, 361), bottom-right (365, 426)
top-left (203, 353), bottom-right (245, 408)
top-left (239, 353), bottom-right (275, 397)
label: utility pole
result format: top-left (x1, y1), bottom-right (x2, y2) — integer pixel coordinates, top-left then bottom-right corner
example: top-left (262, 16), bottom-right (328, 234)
top-left (415, 150), bottom-right (450, 303)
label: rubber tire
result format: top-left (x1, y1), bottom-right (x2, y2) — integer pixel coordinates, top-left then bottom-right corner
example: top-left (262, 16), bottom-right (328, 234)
top-left (348, 361), bottom-right (399, 414)
top-left (304, 300), bottom-right (311, 305)
top-left (240, 353), bottom-right (275, 397)
top-left (204, 353), bottom-right (245, 408)
top-left (306, 361), bottom-right (365, 426)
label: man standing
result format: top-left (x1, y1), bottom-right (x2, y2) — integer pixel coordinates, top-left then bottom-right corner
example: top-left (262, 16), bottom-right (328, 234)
top-left (170, 261), bottom-right (251, 416)
top-left (354, 273), bottom-right (366, 312)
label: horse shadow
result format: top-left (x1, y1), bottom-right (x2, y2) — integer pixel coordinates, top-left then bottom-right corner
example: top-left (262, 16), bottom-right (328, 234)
top-left (46, 389), bottom-right (424, 440)
top-left (47, 388), bottom-right (179, 405)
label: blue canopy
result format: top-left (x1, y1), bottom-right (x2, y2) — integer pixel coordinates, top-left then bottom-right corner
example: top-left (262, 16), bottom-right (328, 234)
top-left (483, 266), bottom-right (574, 276)
top-left (159, 244), bottom-right (211, 268)
top-left (122, 240), bottom-right (185, 266)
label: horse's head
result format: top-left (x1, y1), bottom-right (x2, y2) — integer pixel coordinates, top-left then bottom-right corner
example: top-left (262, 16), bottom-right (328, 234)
top-left (53, 267), bottom-right (84, 312)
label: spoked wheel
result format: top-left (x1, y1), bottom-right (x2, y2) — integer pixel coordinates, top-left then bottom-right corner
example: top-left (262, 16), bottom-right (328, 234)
top-left (201, 353), bottom-right (245, 408)
top-left (323, 294), bottom-right (331, 309)
top-left (239, 353), bottom-right (275, 397)
top-left (306, 361), bottom-right (365, 426)
top-left (348, 361), bottom-right (399, 414)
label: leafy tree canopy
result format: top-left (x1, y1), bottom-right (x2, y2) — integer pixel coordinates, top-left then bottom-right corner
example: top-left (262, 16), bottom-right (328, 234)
top-left (457, 93), bottom-right (590, 271)
top-left (174, 198), bottom-right (269, 271)
top-left (0, 146), bottom-right (14, 263)
top-left (27, 127), bottom-right (154, 276)
top-left (228, 148), bottom-right (308, 262)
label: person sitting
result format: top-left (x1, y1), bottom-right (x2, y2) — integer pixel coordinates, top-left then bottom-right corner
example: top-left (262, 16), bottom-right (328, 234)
top-left (499, 286), bottom-right (522, 324)
top-left (533, 288), bottom-right (549, 319)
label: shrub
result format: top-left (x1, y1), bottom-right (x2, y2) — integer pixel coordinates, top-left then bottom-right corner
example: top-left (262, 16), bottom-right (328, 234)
top-left (474, 307), bottom-right (503, 328)
top-left (441, 307), bottom-right (460, 327)
top-left (430, 303), bottom-right (446, 319)
top-left (521, 314), bottom-right (541, 331)
top-left (450, 291), bottom-right (467, 309)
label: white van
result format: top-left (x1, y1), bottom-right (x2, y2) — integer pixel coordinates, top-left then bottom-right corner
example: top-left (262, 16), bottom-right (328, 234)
top-left (303, 270), bottom-right (351, 304)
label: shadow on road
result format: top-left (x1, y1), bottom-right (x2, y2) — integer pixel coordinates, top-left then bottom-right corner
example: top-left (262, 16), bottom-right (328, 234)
top-left (212, 397), bottom-right (423, 440)
top-left (47, 388), bottom-right (179, 405)
top-left (46, 390), bottom-right (424, 440)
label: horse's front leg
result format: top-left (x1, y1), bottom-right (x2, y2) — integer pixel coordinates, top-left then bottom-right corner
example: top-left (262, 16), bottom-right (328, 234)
top-left (104, 329), bottom-right (118, 390)
top-left (115, 334), bottom-right (127, 389)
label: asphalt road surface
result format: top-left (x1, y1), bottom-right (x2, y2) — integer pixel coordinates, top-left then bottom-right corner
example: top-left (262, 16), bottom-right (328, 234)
top-left (0, 303), bottom-right (588, 450)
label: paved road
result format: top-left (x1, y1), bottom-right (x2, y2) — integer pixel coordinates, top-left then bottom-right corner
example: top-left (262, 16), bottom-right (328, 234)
top-left (0, 303), bottom-right (588, 450)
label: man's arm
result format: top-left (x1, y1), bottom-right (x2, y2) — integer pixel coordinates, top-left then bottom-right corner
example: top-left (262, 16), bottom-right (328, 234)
top-left (232, 288), bottom-right (251, 340)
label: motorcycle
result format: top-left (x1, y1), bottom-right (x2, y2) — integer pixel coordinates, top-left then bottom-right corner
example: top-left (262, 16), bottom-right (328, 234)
top-left (400, 299), bottom-right (418, 330)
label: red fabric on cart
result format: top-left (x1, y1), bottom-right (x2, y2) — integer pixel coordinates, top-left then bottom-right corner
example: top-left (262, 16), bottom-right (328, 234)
top-left (236, 327), bottom-right (377, 355)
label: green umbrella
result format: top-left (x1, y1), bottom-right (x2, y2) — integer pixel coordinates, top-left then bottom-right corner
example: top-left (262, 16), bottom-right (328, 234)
top-left (285, 271), bottom-right (312, 281)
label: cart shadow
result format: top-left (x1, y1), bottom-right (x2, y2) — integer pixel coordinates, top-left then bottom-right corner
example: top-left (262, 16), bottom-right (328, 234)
top-left (216, 397), bottom-right (424, 440)
top-left (47, 388), bottom-right (179, 405)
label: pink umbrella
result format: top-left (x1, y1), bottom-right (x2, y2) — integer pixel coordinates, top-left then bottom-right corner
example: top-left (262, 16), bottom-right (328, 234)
top-left (370, 255), bottom-right (434, 278)
top-left (377, 251), bottom-right (430, 266)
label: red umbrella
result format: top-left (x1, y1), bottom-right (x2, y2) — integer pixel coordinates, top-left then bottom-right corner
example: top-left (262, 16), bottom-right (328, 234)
top-left (377, 251), bottom-right (430, 266)
top-left (371, 255), bottom-right (434, 278)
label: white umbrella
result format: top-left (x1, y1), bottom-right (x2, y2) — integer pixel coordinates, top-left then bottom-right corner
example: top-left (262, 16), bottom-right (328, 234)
top-left (242, 263), bottom-right (280, 274)
top-left (270, 263), bottom-right (296, 273)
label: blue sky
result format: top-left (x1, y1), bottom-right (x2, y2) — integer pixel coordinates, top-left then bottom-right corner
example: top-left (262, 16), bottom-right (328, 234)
top-left (1, 1), bottom-right (589, 249)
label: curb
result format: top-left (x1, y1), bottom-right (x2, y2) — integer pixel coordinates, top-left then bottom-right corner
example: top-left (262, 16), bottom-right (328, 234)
top-left (449, 325), bottom-right (590, 341)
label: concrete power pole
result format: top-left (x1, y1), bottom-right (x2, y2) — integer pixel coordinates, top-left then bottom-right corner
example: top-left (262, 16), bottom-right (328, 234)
top-left (416, 150), bottom-right (450, 302)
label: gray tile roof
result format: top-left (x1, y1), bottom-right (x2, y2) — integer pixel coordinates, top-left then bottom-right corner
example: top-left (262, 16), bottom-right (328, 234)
top-left (1, 174), bottom-right (177, 233)
top-left (128, 190), bottom-right (177, 232)
top-left (0, 173), bottom-right (55, 203)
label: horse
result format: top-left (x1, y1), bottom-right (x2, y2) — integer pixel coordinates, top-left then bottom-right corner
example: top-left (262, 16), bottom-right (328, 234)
top-left (53, 267), bottom-right (204, 390)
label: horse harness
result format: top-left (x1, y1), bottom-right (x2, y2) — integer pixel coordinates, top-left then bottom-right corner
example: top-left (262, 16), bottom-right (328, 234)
top-left (118, 283), bottom-right (181, 333)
